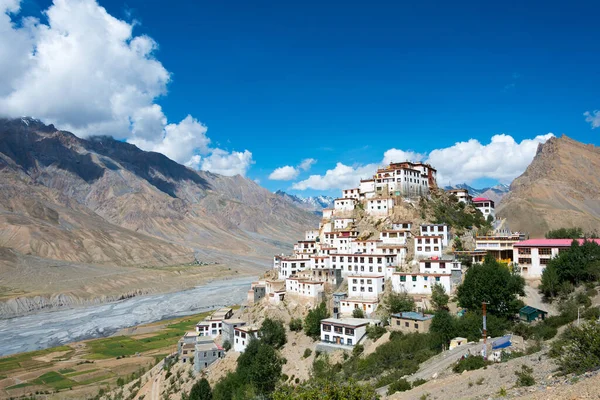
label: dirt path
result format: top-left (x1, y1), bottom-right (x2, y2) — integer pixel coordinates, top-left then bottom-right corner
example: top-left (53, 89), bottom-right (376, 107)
top-left (150, 374), bottom-right (162, 400)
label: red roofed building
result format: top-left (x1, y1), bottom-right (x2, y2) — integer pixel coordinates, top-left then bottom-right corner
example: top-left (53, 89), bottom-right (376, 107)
top-left (513, 238), bottom-right (600, 278)
top-left (472, 197), bottom-right (495, 221)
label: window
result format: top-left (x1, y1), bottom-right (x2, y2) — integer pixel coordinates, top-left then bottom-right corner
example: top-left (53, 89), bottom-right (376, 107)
top-left (414, 323), bottom-right (419, 329)
top-left (424, 276), bottom-right (428, 281)
top-left (368, 287), bottom-right (373, 292)
top-left (352, 279), bottom-right (357, 284)
top-left (540, 258), bottom-right (550, 265)
top-left (396, 320), bottom-right (400, 325)
top-left (405, 322), bottom-right (409, 327)
top-left (345, 328), bottom-right (354, 335)
top-left (400, 276), bottom-right (406, 282)
top-left (425, 262), bottom-right (431, 269)
top-left (518, 258), bottom-right (532, 265)
top-left (412, 276), bottom-right (417, 282)
top-left (325, 334), bottom-right (330, 341)
top-left (440, 262), bottom-right (446, 269)
top-left (435, 277), bottom-right (440, 282)
top-left (347, 338), bottom-right (353, 345)
top-left (539, 248), bottom-right (552, 255)
top-left (519, 248), bottom-right (532, 255)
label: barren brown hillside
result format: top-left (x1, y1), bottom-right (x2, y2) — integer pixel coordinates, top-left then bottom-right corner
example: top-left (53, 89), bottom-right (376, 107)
top-left (0, 118), bottom-right (319, 312)
top-left (497, 135), bottom-right (600, 237)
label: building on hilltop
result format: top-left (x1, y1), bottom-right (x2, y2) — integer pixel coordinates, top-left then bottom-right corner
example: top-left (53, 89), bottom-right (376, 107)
top-left (319, 317), bottom-right (381, 348)
top-left (347, 275), bottom-right (385, 300)
top-left (446, 188), bottom-right (472, 203)
top-left (414, 235), bottom-right (443, 259)
top-left (390, 312), bottom-right (433, 334)
top-left (194, 338), bottom-right (224, 371)
top-left (392, 272), bottom-right (452, 295)
top-left (473, 197), bottom-right (495, 220)
top-left (513, 238), bottom-right (600, 278)
top-left (420, 224), bottom-right (450, 247)
top-left (233, 325), bottom-right (259, 352)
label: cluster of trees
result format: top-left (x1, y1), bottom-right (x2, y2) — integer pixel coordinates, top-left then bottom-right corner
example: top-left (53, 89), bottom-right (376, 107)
top-left (303, 302), bottom-right (329, 339)
top-left (551, 320), bottom-right (600, 374)
top-left (545, 227), bottom-right (598, 239)
top-left (430, 255), bottom-right (525, 348)
top-left (540, 240), bottom-right (600, 298)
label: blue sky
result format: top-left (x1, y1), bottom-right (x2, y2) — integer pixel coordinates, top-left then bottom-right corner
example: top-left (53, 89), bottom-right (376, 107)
top-left (3, 0), bottom-right (599, 196)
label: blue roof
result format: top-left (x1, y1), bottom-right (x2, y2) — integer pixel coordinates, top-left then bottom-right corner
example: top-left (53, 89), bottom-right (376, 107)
top-left (492, 335), bottom-right (512, 350)
top-left (520, 306), bottom-right (548, 315)
top-left (391, 312), bottom-right (433, 321)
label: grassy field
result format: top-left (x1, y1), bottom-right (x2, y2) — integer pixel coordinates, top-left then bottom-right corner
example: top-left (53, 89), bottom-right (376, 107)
top-left (0, 310), bottom-right (214, 399)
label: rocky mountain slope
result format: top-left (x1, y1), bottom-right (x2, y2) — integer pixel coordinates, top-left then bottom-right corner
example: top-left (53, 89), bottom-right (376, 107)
top-left (274, 190), bottom-right (334, 213)
top-left (444, 183), bottom-right (510, 204)
top-left (497, 135), bottom-right (600, 237)
top-left (0, 118), bottom-right (319, 311)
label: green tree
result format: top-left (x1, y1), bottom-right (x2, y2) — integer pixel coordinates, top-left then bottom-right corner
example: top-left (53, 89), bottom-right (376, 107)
top-left (430, 310), bottom-right (456, 346)
top-left (386, 292), bottom-right (415, 314)
top-left (352, 308), bottom-right (365, 318)
top-left (552, 321), bottom-right (600, 374)
top-left (236, 339), bottom-right (283, 395)
top-left (188, 378), bottom-right (212, 400)
top-left (259, 318), bottom-right (287, 349)
top-left (431, 283), bottom-right (450, 311)
top-left (545, 227), bottom-right (583, 239)
top-left (289, 318), bottom-right (303, 332)
top-left (456, 254), bottom-right (525, 319)
top-left (304, 302), bottom-right (330, 339)
top-left (539, 263), bottom-right (560, 298)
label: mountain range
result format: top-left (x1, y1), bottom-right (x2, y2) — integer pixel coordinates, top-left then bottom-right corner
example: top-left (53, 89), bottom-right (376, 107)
top-left (0, 118), bottom-right (319, 314)
top-left (497, 135), bottom-right (600, 237)
top-left (274, 190), bottom-right (334, 213)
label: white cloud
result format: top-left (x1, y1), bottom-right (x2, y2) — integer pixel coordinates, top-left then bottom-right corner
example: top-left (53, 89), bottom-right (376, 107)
top-left (292, 162), bottom-right (378, 190)
top-left (200, 149), bottom-right (253, 177)
top-left (269, 166), bottom-right (299, 181)
top-left (427, 133), bottom-right (554, 185)
top-left (584, 110), bottom-right (600, 128)
top-left (382, 149), bottom-right (425, 165)
top-left (292, 133), bottom-right (554, 191)
top-left (0, 0), bottom-right (252, 176)
top-left (299, 158), bottom-right (316, 171)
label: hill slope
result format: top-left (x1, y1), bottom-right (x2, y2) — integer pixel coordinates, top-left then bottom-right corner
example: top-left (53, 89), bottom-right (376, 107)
top-left (0, 118), bottom-right (318, 311)
top-left (497, 135), bottom-right (600, 237)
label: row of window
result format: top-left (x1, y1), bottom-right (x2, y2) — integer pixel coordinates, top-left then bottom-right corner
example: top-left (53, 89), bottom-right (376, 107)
top-left (416, 238), bottom-right (440, 244)
top-left (416, 246), bottom-right (440, 252)
top-left (323, 335), bottom-right (353, 345)
top-left (398, 275), bottom-right (442, 282)
top-left (322, 325), bottom-right (355, 335)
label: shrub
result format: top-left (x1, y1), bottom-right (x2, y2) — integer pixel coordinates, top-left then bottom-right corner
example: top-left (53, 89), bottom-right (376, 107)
top-left (352, 308), bottom-right (365, 318)
top-left (386, 292), bottom-right (415, 314)
top-left (515, 365), bottom-right (535, 387)
top-left (289, 318), bottom-right (303, 332)
top-left (452, 356), bottom-right (490, 373)
top-left (413, 378), bottom-right (427, 387)
top-left (302, 348), bottom-right (312, 359)
top-left (304, 303), bottom-right (329, 339)
top-left (259, 318), bottom-right (287, 349)
top-left (352, 344), bottom-right (364, 357)
top-left (222, 340), bottom-right (231, 351)
top-left (366, 324), bottom-right (386, 340)
top-left (552, 321), bottom-right (600, 374)
top-left (387, 379), bottom-right (411, 395)
top-left (188, 378), bottom-right (212, 400)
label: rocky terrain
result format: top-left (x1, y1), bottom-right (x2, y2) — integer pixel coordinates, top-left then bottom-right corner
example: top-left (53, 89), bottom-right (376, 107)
top-left (497, 135), bottom-right (600, 237)
top-left (0, 118), bottom-right (319, 314)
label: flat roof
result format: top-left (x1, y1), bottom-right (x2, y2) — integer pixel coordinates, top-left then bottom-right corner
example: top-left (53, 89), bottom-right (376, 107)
top-left (320, 317), bottom-right (378, 327)
top-left (222, 318), bottom-right (246, 325)
top-left (391, 312), bottom-right (433, 321)
top-left (348, 275), bottom-right (385, 279)
top-left (513, 238), bottom-right (600, 247)
top-left (235, 325), bottom-right (259, 333)
top-left (195, 341), bottom-right (223, 351)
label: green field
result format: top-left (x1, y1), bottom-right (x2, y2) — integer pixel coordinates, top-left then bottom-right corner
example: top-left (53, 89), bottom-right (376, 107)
top-left (0, 310), bottom-right (215, 397)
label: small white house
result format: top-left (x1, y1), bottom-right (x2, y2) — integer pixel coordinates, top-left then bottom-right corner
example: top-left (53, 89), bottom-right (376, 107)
top-left (414, 236), bottom-right (443, 259)
top-left (294, 240), bottom-right (317, 256)
top-left (359, 179), bottom-right (375, 198)
top-left (419, 259), bottom-right (461, 274)
top-left (473, 197), bottom-right (495, 221)
top-left (233, 325), bottom-right (259, 353)
top-left (285, 278), bottom-right (325, 298)
top-left (347, 275), bottom-right (385, 300)
top-left (342, 188), bottom-right (361, 199)
top-left (333, 217), bottom-right (355, 230)
top-left (320, 318), bottom-right (380, 347)
top-left (420, 224), bottom-right (450, 247)
top-left (334, 198), bottom-right (357, 212)
top-left (391, 222), bottom-right (412, 231)
top-left (305, 229), bottom-right (319, 241)
top-left (278, 258), bottom-right (310, 279)
top-left (365, 198), bottom-right (394, 216)
top-left (350, 240), bottom-right (381, 254)
top-left (340, 298), bottom-right (379, 317)
top-left (391, 273), bottom-right (452, 295)
top-left (379, 230), bottom-right (408, 245)
top-left (322, 208), bottom-right (334, 219)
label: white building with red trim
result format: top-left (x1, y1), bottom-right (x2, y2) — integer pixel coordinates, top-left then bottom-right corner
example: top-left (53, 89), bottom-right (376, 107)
top-left (366, 198), bottom-right (394, 216)
top-left (347, 275), bottom-right (385, 300)
top-left (414, 236), bottom-right (443, 259)
top-left (392, 272), bottom-right (452, 295)
top-left (334, 198), bottom-right (357, 212)
top-left (473, 197), bottom-right (495, 220)
top-left (420, 224), bottom-right (450, 247)
top-left (342, 188), bottom-right (361, 199)
top-left (285, 277), bottom-right (325, 298)
top-left (513, 238), bottom-right (600, 278)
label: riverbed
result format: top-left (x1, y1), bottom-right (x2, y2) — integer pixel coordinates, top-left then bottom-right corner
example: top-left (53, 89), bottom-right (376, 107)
top-left (0, 276), bottom-right (255, 357)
